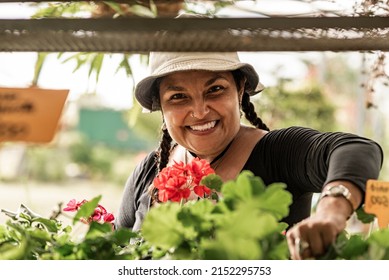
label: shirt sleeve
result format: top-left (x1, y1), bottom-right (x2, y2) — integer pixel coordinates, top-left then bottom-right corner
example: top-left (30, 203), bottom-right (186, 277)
top-left (258, 126), bottom-right (384, 194)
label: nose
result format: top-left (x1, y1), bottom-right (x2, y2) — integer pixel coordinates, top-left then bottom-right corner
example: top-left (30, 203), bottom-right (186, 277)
top-left (191, 99), bottom-right (210, 119)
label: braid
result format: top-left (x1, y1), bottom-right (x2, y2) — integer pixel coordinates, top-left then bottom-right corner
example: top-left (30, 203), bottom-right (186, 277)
top-left (241, 92), bottom-right (270, 131)
top-left (151, 124), bottom-right (173, 203)
top-left (157, 125), bottom-right (173, 171)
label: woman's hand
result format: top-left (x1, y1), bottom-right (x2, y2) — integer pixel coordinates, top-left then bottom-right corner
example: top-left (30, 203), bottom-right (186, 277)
top-left (287, 181), bottom-right (362, 259)
top-left (286, 212), bottom-right (347, 259)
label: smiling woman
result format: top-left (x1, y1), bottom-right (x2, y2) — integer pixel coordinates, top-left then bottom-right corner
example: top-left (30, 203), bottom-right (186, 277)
top-left (115, 51), bottom-right (383, 260)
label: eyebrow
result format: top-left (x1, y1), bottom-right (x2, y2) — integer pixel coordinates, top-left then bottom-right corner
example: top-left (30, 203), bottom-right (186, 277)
top-left (204, 74), bottom-right (228, 86)
top-left (164, 74), bottom-right (229, 92)
top-left (165, 85), bottom-right (185, 92)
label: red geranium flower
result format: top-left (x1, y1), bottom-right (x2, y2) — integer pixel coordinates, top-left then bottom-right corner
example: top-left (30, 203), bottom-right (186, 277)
top-left (153, 157), bottom-right (215, 203)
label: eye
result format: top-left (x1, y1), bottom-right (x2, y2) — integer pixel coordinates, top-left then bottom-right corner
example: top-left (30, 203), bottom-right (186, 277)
top-left (168, 93), bottom-right (187, 100)
top-left (207, 85), bottom-right (225, 94)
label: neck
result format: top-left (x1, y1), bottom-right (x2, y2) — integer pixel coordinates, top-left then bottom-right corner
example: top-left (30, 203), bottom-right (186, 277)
top-left (188, 140), bottom-right (233, 165)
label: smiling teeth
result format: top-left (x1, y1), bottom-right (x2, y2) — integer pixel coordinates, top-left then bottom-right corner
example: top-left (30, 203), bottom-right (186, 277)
top-left (190, 121), bottom-right (216, 131)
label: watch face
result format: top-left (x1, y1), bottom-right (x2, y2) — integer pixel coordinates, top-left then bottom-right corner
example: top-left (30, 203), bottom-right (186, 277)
top-left (331, 186), bottom-right (343, 192)
top-left (329, 185), bottom-right (351, 199)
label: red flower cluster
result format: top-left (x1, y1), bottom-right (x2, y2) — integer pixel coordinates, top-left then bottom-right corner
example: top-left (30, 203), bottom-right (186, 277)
top-left (63, 199), bottom-right (115, 225)
top-left (153, 157), bottom-right (215, 203)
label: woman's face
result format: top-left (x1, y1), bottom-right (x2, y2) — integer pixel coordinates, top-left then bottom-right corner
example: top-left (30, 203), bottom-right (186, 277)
top-left (159, 70), bottom-right (243, 160)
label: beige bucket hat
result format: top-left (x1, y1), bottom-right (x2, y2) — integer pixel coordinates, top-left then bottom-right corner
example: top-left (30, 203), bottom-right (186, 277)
top-left (135, 52), bottom-right (265, 111)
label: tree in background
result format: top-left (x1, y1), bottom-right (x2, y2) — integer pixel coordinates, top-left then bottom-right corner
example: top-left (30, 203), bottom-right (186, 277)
top-left (255, 79), bottom-right (337, 132)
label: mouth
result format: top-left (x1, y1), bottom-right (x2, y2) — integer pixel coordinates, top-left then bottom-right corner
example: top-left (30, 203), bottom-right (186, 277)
top-left (188, 120), bottom-right (217, 132)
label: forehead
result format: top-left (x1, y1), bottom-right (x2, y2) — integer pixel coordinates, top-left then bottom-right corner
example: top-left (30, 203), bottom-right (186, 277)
top-left (160, 70), bottom-right (234, 86)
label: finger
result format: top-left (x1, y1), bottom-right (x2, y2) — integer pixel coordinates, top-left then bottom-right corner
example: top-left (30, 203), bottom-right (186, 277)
top-left (319, 225), bottom-right (339, 252)
top-left (286, 232), bottom-right (302, 260)
top-left (296, 237), bottom-right (311, 260)
top-left (306, 231), bottom-right (325, 257)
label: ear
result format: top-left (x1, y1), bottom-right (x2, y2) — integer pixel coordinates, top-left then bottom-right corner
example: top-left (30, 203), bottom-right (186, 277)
top-left (238, 77), bottom-right (247, 103)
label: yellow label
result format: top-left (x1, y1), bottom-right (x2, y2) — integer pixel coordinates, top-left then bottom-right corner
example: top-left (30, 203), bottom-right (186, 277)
top-left (0, 87), bottom-right (69, 143)
top-left (364, 179), bottom-right (389, 229)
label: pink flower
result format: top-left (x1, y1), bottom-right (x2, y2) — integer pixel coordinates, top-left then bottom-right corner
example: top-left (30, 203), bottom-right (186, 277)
top-left (153, 158), bottom-right (215, 203)
top-left (63, 199), bottom-right (87, 212)
top-left (63, 199), bottom-right (115, 227)
top-left (103, 213), bottom-right (115, 223)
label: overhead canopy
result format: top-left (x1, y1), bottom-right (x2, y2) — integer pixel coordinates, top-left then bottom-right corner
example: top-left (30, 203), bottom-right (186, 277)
top-left (0, 4), bottom-right (388, 52)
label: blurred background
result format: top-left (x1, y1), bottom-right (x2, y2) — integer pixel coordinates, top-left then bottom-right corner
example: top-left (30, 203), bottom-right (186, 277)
top-left (0, 0), bottom-right (388, 233)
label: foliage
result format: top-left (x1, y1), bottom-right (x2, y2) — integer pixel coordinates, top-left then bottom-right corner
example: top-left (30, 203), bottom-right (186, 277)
top-left (257, 81), bottom-right (337, 132)
top-left (68, 136), bottom-right (114, 180)
top-left (0, 202), bottom-right (136, 260)
top-left (0, 171), bottom-right (292, 260)
top-left (25, 146), bottom-right (68, 182)
top-left (20, 133), bottom-right (140, 184)
top-left (320, 227), bottom-right (389, 260)
top-left (140, 171), bottom-right (292, 260)
top-left (2, 172), bottom-right (389, 260)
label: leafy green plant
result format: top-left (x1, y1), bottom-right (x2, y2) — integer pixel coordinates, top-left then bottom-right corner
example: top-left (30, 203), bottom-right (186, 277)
top-left (140, 171), bottom-right (292, 260)
top-left (1, 171), bottom-right (389, 260)
top-left (0, 197), bottom-right (137, 260)
top-left (0, 171), bottom-right (292, 260)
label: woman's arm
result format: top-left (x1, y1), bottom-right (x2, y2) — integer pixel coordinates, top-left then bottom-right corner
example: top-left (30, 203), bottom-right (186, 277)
top-left (285, 132), bottom-right (383, 259)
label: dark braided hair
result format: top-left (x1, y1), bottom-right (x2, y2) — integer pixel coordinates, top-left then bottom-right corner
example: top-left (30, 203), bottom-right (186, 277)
top-left (231, 69), bottom-right (270, 132)
top-left (241, 92), bottom-right (270, 131)
top-left (156, 124), bottom-right (173, 171)
top-left (150, 124), bottom-right (174, 203)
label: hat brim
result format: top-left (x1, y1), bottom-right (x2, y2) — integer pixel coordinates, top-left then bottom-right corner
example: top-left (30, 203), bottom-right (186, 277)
top-left (135, 63), bottom-right (264, 112)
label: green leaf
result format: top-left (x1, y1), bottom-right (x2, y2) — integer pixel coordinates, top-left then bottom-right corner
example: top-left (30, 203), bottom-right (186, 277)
top-left (141, 203), bottom-right (185, 250)
top-left (89, 53), bottom-right (105, 83)
top-left (201, 174), bottom-right (223, 192)
top-left (0, 237), bottom-right (28, 260)
top-left (368, 228), bottom-right (389, 247)
top-left (255, 183), bottom-right (292, 220)
top-left (215, 200), bottom-right (279, 241)
top-left (104, 2), bottom-right (126, 16)
top-left (110, 228), bottom-right (138, 246)
top-left (222, 177), bottom-right (252, 202)
top-left (32, 217), bottom-right (61, 233)
top-left (221, 171), bottom-right (266, 203)
top-left (85, 221), bottom-right (113, 239)
top-left (242, 170), bottom-right (267, 197)
top-left (26, 228), bottom-right (51, 242)
top-left (201, 231), bottom-right (262, 260)
top-left (356, 206), bottom-right (376, 224)
top-left (264, 235), bottom-right (290, 260)
top-left (127, 5), bottom-right (156, 18)
top-left (367, 242), bottom-right (387, 260)
top-left (338, 234), bottom-right (368, 259)
top-left (117, 55), bottom-right (133, 76)
top-left (178, 200), bottom-right (215, 233)
top-left (73, 195), bottom-right (101, 225)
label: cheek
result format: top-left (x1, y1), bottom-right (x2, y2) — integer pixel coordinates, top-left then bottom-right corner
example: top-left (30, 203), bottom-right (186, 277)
top-left (162, 110), bottom-right (184, 129)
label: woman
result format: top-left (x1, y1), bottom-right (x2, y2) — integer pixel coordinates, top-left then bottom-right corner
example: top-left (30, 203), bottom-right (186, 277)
top-left (116, 51), bottom-right (383, 260)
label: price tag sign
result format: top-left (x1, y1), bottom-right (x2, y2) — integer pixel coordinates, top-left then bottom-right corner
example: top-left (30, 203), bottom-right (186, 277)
top-left (0, 87), bottom-right (69, 143)
top-left (364, 179), bottom-right (389, 229)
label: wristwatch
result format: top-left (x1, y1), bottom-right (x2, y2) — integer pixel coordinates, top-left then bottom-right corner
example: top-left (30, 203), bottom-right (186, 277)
top-left (319, 184), bottom-right (354, 211)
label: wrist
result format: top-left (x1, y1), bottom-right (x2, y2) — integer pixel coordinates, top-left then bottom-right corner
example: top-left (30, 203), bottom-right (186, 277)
top-left (317, 195), bottom-right (353, 220)
top-left (318, 184), bottom-right (356, 219)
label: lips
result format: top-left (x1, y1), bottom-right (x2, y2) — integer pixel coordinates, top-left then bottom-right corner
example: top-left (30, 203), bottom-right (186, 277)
top-left (189, 121), bottom-right (217, 131)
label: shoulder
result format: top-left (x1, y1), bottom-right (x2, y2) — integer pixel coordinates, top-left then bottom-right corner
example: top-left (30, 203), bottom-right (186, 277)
top-left (129, 150), bottom-right (158, 183)
top-left (260, 126), bottom-right (322, 144)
